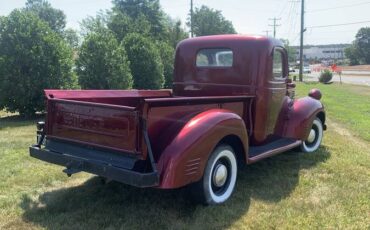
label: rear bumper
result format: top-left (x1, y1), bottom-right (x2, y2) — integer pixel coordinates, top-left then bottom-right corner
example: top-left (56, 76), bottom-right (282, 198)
top-left (29, 146), bottom-right (159, 188)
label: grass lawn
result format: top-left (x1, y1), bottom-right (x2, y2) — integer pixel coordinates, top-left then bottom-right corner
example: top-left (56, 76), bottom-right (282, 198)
top-left (296, 82), bottom-right (370, 141)
top-left (0, 83), bottom-right (369, 229)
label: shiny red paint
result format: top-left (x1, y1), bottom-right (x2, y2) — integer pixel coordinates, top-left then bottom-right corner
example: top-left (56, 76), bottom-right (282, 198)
top-left (308, 88), bottom-right (322, 100)
top-left (283, 96), bottom-right (325, 140)
top-left (38, 35), bottom-right (326, 189)
top-left (44, 90), bottom-right (171, 158)
top-left (142, 96), bottom-right (250, 160)
top-left (157, 109), bottom-right (248, 188)
top-left (46, 98), bottom-right (139, 155)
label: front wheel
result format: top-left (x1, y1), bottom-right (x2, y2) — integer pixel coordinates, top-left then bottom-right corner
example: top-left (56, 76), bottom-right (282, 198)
top-left (301, 118), bottom-right (323, 153)
top-left (191, 145), bottom-right (237, 205)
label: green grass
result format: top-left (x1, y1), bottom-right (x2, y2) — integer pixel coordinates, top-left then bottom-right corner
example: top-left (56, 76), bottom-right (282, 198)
top-left (296, 82), bottom-right (370, 141)
top-left (0, 83), bottom-right (369, 229)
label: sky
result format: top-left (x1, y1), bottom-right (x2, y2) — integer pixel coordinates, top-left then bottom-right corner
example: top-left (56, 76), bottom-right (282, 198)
top-left (1, 0), bottom-right (369, 45)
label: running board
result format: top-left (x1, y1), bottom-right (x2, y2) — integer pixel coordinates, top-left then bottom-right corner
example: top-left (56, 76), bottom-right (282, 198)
top-left (248, 139), bottom-right (302, 164)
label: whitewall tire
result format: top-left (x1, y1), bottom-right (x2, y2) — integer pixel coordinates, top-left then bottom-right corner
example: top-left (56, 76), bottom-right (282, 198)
top-left (192, 145), bottom-right (238, 205)
top-left (301, 118), bottom-right (323, 153)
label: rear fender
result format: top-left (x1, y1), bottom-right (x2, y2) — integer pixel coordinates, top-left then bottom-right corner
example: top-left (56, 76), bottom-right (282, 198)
top-left (285, 96), bottom-right (325, 140)
top-left (157, 109), bottom-right (248, 189)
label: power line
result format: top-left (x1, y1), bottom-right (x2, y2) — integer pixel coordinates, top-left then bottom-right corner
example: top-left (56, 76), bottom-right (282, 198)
top-left (284, 1), bottom-right (299, 41)
top-left (291, 32), bottom-right (301, 45)
top-left (282, 1), bottom-right (295, 27)
top-left (268, 18), bottom-right (281, 38)
top-left (299, 0), bottom-right (305, 82)
top-left (308, 1), bottom-right (370, 13)
top-left (308, 20), bottom-right (370, 29)
top-left (276, 1), bottom-right (290, 18)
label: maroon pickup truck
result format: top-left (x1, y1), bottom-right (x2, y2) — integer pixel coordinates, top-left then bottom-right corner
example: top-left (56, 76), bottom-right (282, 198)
top-left (30, 35), bottom-right (326, 204)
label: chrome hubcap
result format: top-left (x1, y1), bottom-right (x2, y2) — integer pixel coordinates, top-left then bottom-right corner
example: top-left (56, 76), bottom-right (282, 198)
top-left (307, 129), bottom-right (316, 143)
top-left (213, 164), bottom-right (228, 187)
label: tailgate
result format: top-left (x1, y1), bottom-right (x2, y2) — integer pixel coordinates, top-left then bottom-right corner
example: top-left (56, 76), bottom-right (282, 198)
top-left (46, 98), bottom-right (140, 155)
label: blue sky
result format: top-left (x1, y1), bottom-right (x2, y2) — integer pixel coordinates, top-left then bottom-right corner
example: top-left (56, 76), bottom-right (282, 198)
top-left (1, 0), bottom-right (369, 45)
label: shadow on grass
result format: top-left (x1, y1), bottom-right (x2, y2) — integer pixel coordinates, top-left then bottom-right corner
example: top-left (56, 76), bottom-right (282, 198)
top-left (0, 114), bottom-right (44, 129)
top-left (20, 147), bottom-right (330, 229)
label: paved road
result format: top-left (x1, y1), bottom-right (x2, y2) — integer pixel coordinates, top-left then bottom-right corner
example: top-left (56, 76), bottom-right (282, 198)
top-left (305, 72), bottom-right (370, 86)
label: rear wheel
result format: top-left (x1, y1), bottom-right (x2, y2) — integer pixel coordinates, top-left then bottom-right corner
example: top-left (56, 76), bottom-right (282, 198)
top-left (191, 145), bottom-right (237, 205)
top-left (301, 118), bottom-right (323, 153)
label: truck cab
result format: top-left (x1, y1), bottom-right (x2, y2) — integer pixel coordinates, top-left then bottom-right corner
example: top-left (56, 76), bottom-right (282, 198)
top-left (30, 35), bottom-right (326, 205)
top-left (174, 35), bottom-right (291, 144)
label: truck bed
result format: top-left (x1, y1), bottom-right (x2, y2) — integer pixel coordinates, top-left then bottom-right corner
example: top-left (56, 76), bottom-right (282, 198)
top-left (44, 90), bottom-right (253, 160)
top-left (45, 90), bottom-right (172, 158)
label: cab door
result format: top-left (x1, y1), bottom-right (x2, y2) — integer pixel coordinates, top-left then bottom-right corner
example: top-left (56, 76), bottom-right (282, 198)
top-left (253, 47), bottom-right (288, 144)
top-left (266, 47), bottom-right (289, 136)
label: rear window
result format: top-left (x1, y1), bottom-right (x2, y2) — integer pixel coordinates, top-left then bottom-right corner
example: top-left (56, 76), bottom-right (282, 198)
top-left (196, 48), bottom-right (233, 67)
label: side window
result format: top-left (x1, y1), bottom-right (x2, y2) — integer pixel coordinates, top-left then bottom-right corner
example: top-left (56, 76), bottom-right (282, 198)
top-left (272, 49), bottom-right (285, 79)
top-left (196, 48), bottom-right (233, 67)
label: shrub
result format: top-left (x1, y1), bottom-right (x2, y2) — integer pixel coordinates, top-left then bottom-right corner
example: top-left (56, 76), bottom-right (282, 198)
top-left (318, 69), bottom-right (333, 84)
top-left (76, 32), bottom-right (133, 89)
top-left (156, 42), bottom-right (174, 88)
top-left (0, 10), bottom-right (74, 117)
top-left (123, 33), bottom-right (164, 89)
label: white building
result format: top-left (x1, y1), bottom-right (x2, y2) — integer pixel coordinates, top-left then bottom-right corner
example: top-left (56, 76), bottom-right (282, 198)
top-left (293, 44), bottom-right (350, 61)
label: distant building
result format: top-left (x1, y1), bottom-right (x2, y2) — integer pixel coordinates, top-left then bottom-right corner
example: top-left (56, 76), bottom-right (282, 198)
top-left (293, 44), bottom-right (350, 61)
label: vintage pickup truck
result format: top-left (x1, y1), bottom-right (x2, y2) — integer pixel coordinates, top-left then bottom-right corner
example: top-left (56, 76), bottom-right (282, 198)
top-left (30, 35), bottom-right (326, 205)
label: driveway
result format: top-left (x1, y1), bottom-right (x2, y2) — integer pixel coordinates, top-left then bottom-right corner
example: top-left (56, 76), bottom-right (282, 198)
top-left (305, 72), bottom-right (370, 86)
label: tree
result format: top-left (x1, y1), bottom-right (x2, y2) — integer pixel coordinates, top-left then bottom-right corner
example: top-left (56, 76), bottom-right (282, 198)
top-left (80, 12), bottom-right (109, 37)
top-left (344, 46), bottom-right (360, 65)
top-left (85, 1), bottom-right (187, 47)
top-left (108, 11), bottom-right (152, 41)
top-left (165, 16), bottom-right (188, 48)
top-left (25, 0), bottom-right (66, 34)
top-left (112, 0), bottom-right (166, 40)
top-left (281, 39), bottom-right (296, 62)
top-left (156, 42), bottom-right (175, 88)
top-left (76, 32), bottom-right (133, 89)
top-left (188, 5), bottom-right (236, 36)
top-left (123, 33), bottom-right (164, 89)
top-left (354, 27), bottom-right (370, 64)
top-left (64, 28), bottom-right (80, 50)
top-left (0, 10), bottom-right (74, 116)
top-left (345, 27), bottom-right (370, 65)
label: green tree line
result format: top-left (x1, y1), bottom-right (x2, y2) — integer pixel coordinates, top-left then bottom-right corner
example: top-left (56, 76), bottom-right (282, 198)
top-left (345, 27), bottom-right (370, 65)
top-left (0, 0), bottom-right (236, 116)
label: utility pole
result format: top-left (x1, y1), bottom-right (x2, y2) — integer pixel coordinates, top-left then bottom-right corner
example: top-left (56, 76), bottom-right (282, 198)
top-left (268, 18), bottom-right (281, 38)
top-left (263, 30), bottom-right (271, 37)
top-left (299, 0), bottom-right (305, 82)
top-left (190, 0), bottom-right (194, 37)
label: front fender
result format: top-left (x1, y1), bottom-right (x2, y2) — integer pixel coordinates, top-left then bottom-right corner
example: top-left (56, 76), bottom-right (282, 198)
top-left (157, 109), bottom-right (248, 189)
top-left (285, 96), bottom-right (325, 140)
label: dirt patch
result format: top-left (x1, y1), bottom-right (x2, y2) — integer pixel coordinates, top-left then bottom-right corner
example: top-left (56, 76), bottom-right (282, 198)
top-left (327, 118), bottom-right (369, 149)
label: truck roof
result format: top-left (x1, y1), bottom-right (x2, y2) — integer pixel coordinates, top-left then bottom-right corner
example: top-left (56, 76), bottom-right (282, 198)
top-left (177, 34), bottom-right (283, 50)
top-left (173, 35), bottom-right (285, 96)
